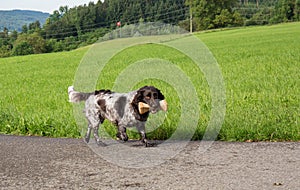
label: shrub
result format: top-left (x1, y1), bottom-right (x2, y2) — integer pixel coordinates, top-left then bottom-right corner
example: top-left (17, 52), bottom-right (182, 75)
top-left (12, 41), bottom-right (33, 56)
top-left (13, 33), bottom-right (46, 55)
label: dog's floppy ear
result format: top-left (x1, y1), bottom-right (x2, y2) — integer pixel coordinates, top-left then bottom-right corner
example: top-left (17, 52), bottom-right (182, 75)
top-left (156, 88), bottom-right (165, 100)
top-left (131, 87), bottom-right (150, 120)
top-left (134, 86), bottom-right (146, 103)
top-left (154, 87), bottom-right (167, 111)
top-left (133, 86), bottom-right (151, 115)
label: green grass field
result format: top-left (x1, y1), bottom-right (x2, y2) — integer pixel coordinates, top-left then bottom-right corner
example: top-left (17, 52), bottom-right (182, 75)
top-left (0, 22), bottom-right (299, 141)
top-left (199, 23), bottom-right (300, 141)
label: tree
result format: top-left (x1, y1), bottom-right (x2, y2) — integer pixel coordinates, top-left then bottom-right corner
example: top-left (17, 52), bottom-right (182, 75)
top-left (95, 0), bottom-right (107, 27)
top-left (213, 9), bottom-right (233, 28)
top-left (294, 0), bottom-right (300, 20)
top-left (59, 6), bottom-right (69, 16)
top-left (0, 27), bottom-right (10, 47)
top-left (12, 41), bottom-right (33, 56)
top-left (49, 10), bottom-right (61, 23)
top-left (0, 45), bottom-right (11, 57)
top-left (28, 21), bottom-right (41, 33)
top-left (10, 30), bottom-right (18, 42)
top-left (273, 0), bottom-right (298, 22)
top-left (283, 0), bottom-right (296, 20)
top-left (188, 0), bottom-right (242, 30)
top-left (3, 27), bottom-right (9, 37)
top-left (21, 24), bottom-right (28, 34)
top-left (13, 33), bottom-right (46, 55)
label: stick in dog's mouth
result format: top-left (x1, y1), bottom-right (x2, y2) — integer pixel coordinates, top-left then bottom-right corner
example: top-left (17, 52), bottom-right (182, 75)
top-left (138, 102), bottom-right (150, 114)
top-left (138, 100), bottom-right (168, 114)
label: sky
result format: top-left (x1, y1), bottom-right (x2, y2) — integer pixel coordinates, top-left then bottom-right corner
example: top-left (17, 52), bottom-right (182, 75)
top-left (0, 0), bottom-right (99, 13)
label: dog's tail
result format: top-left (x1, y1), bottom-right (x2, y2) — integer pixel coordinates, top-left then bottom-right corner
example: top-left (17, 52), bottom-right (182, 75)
top-left (68, 86), bottom-right (93, 103)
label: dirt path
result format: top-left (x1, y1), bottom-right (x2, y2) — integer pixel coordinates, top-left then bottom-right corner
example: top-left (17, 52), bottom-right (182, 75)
top-left (0, 135), bottom-right (299, 190)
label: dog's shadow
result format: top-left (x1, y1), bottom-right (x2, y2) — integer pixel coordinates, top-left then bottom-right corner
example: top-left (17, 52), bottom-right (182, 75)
top-left (131, 141), bottom-right (159, 148)
top-left (120, 140), bottom-right (160, 148)
top-left (92, 139), bottom-right (161, 148)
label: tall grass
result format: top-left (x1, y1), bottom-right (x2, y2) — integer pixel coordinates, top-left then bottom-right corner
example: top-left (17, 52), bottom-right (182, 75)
top-left (0, 47), bottom-right (88, 137)
top-left (199, 23), bottom-right (300, 141)
top-left (0, 23), bottom-right (299, 141)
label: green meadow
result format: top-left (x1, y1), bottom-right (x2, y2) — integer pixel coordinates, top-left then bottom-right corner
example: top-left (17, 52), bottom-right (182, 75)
top-left (0, 22), bottom-right (299, 141)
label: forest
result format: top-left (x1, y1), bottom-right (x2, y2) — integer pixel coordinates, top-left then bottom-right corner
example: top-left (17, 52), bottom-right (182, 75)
top-left (0, 0), bottom-right (299, 57)
top-left (0, 10), bottom-right (49, 32)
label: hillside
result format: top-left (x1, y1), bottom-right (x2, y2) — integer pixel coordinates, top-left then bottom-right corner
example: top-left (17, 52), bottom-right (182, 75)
top-left (0, 10), bottom-right (49, 32)
top-left (0, 23), bottom-right (299, 141)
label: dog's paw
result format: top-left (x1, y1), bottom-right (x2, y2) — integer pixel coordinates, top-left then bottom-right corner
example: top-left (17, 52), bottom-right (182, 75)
top-left (144, 141), bottom-right (157, 147)
top-left (116, 132), bottom-right (128, 142)
top-left (84, 137), bottom-right (90, 144)
top-left (145, 142), bottom-right (157, 147)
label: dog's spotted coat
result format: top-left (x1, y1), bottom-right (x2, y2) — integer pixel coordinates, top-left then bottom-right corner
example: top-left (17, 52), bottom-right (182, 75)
top-left (68, 86), bottom-right (167, 147)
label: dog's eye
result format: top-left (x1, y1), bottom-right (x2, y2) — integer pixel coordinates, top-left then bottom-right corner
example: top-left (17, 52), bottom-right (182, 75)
top-left (145, 93), bottom-right (151, 99)
top-left (153, 93), bottom-right (158, 99)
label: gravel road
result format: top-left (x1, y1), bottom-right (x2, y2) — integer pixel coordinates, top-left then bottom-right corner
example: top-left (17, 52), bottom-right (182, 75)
top-left (0, 134), bottom-right (299, 190)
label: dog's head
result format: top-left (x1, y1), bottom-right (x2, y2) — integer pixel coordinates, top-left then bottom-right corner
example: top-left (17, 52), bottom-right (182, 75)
top-left (132, 86), bottom-right (168, 116)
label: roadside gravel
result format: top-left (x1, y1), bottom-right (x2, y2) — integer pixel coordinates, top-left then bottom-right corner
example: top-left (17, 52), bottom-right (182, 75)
top-left (0, 135), bottom-right (299, 189)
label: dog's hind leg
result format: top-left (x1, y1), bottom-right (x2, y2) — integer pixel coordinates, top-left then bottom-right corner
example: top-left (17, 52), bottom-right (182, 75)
top-left (84, 124), bottom-right (92, 143)
top-left (85, 113), bottom-right (106, 146)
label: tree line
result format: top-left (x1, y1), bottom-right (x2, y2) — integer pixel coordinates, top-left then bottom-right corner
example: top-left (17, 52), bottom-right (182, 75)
top-left (1, 0), bottom-right (299, 58)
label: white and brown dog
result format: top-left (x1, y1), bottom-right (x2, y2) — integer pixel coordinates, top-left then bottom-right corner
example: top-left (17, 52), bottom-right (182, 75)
top-left (68, 86), bottom-right (167, 147)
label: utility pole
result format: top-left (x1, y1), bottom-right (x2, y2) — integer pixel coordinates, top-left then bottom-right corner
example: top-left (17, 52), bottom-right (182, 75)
top-left (190, 0), bottom-right (193, 33)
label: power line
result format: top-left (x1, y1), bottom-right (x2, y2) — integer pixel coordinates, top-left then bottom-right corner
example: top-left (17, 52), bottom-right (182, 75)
top-left (0, 0), bottom-right (284, 48)
top-left (0, 4), bottom-right (189, 51)
top-left (0, 5), bottom-right (188, 41)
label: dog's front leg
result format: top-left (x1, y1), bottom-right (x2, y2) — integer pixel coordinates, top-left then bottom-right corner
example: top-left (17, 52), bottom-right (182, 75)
top-left (116, 125), bottom-right (128, 142)
top-left (137, 124), bottom-right (154, 147)
top-left (93, 125), bottom-right (106, 146)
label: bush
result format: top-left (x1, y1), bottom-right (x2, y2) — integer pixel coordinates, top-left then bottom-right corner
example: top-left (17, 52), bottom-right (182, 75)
top-left (0, 45), bottom-right (12, 57)
top-left (213, 9), bottom-right (233, 28)
top-left (245, 8), bottom-right (274, 26)
top-left (13, 33), bottom-right (46, 55)
top-left (12, 41), bottom-right (34, 56)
